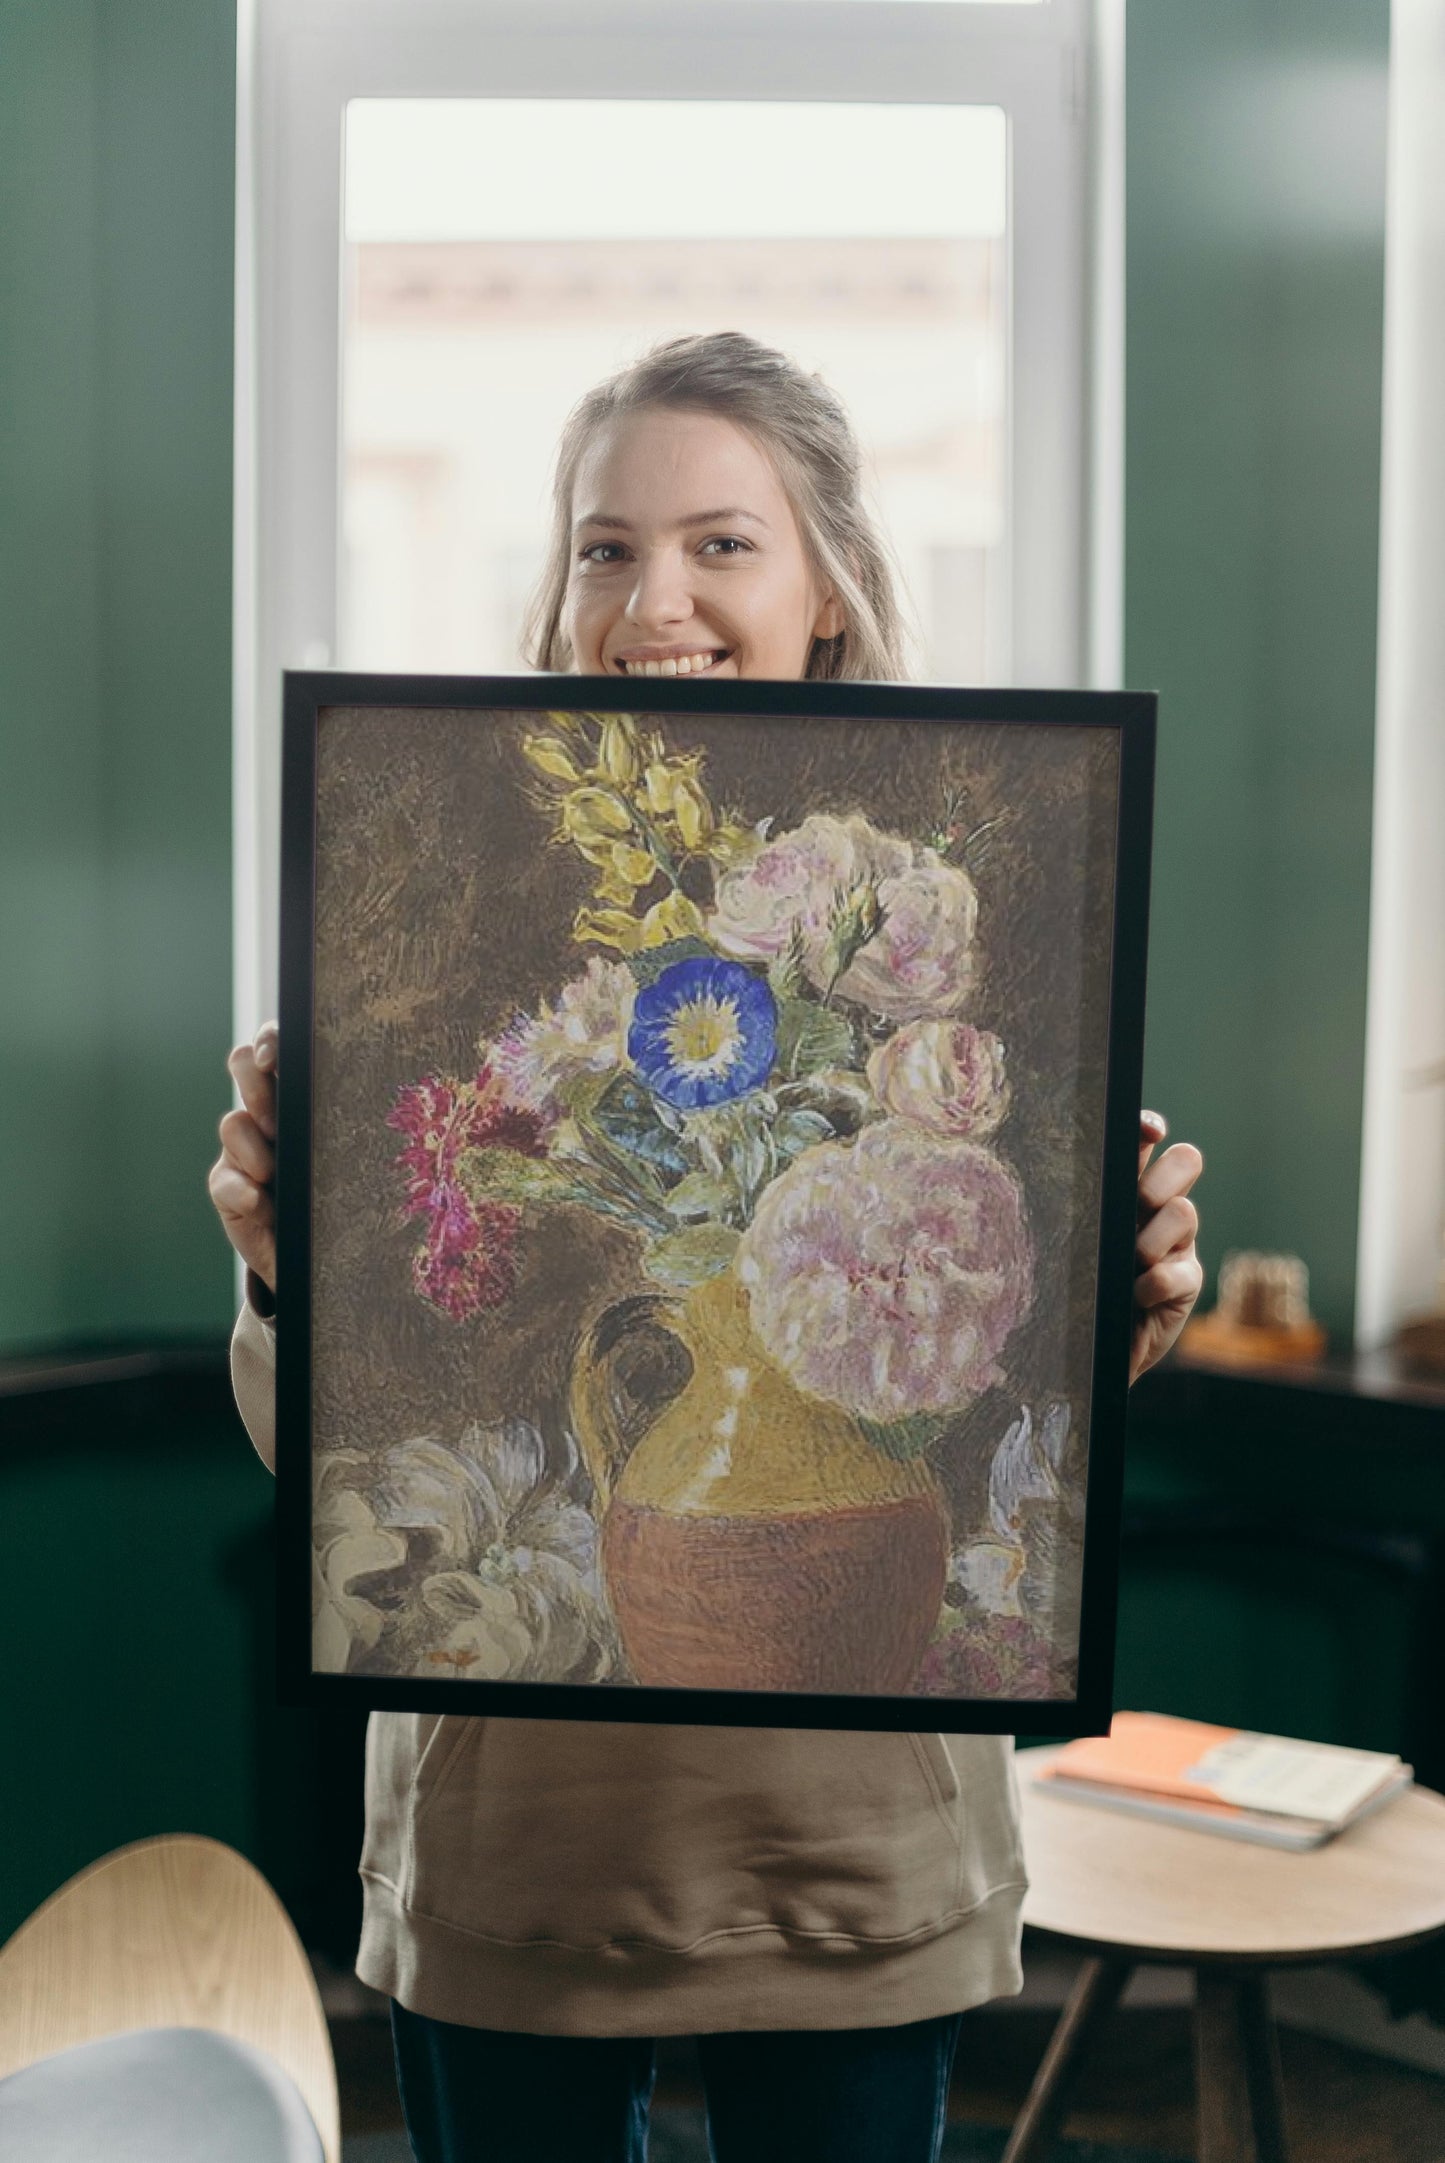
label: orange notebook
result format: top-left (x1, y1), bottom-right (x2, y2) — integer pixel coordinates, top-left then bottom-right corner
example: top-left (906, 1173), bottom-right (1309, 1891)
top-left (1042, 1711), bottom-right (1403, 1826)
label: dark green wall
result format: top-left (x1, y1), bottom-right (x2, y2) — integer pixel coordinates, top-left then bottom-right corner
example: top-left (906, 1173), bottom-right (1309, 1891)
top-left (1128, 0), bottom-right (1390, 1339)
top-left (0, 0), bottom-right (236, 1353)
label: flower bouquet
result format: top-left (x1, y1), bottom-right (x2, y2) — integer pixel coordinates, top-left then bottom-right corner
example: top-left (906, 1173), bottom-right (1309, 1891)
top-left (389, 709), bottom-right (1035, 1457)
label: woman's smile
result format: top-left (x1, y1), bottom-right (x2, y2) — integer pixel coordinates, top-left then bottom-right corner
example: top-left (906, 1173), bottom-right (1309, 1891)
top-left (613, 645), bottom-right (734, 678)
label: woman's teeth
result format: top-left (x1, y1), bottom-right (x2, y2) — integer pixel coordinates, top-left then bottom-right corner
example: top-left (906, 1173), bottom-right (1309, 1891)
top-left (621, 651), bottom-right (725, 677)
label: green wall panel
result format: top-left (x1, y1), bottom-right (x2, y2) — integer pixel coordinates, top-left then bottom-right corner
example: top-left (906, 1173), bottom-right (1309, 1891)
top-left (0, 1415), bottom-right (272, 1941)
top-left (0, 4), bottom-right (109, 1347)
top-left (1127, 0), bottom-right (1389, 1338)
top-left (93, 2), bottom-right (238, 1336)
top-left (0, 0), bottom-right (236, 1353)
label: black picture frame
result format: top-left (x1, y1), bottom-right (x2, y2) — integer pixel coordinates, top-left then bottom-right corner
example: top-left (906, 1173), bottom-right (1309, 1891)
top-left (277, 672), bottom-right (1155, 1735)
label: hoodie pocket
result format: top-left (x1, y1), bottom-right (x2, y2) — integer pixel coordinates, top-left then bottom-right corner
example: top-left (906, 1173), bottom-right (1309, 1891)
top-left (400, 1720), bottom-right (986, 1952)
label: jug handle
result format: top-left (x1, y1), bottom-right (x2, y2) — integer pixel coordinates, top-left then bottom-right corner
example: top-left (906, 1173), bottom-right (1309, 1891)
top-left (568, 1293), bottom-right (690, 1507)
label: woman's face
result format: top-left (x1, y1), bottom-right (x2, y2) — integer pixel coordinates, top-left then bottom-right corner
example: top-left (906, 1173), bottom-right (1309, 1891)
top-left (562, 407), bottom-right (842, 681)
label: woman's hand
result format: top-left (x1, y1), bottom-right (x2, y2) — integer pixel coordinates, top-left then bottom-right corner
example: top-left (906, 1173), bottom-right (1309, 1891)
top-left (208, 1021), bottom-right (279, 1296)
top-left (1131, 1111), bottom-right (1203, 1384)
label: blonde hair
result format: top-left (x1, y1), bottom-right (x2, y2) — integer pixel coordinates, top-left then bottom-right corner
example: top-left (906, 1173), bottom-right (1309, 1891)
top-left (522, 331), bottom-right (913, 682)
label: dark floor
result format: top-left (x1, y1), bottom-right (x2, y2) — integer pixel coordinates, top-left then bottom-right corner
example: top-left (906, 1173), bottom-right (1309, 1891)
top-left (332, 2000), bottom-right (1445, 2162)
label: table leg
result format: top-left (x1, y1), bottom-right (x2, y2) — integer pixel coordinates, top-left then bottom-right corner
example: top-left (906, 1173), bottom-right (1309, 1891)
top-left (1195, 1968), bottom-right (1289, 2163)
top-left (1000, 1955), bottom-right (1131, 2163)
top-left (1239, 1972), bottom-right (1289, 2163)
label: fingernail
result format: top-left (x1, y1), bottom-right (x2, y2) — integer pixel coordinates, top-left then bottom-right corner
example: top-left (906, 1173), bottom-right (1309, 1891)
top-left (1142, 1109), bottom-right (1167, 1135)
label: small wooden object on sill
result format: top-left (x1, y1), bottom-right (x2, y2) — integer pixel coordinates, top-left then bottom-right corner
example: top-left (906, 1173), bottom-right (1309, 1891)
top-left (1177, 1248), bottom-right (1327, 1370)
top-left (1396, 1307), bottom-right (1445, 1379)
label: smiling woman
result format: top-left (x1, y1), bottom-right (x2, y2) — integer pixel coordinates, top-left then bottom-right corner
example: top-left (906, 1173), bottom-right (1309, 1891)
top-left (525, 332), bottom-right (906, 683)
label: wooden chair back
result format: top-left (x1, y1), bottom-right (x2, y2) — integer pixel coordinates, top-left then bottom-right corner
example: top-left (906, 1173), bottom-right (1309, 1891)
top-left (0, 1833), bottom-right (340, 2163)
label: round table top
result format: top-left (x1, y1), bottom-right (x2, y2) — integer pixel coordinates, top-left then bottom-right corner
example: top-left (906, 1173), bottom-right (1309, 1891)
top-left (1017, 1744), bottom-right (1445, 1964)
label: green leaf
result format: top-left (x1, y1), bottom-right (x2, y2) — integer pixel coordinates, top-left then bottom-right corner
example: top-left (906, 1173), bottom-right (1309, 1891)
top-left (766, 925), bottom-right (810, 1000)
top-left (626, 936), bottom-right (716, 987)
top-left (724, 1100), bottom-right (774, 1208)
top-left (772, 1108), bottom-right (834, 1162)
top-left (858, 1412), bottom-right (953, 1460)
top-left (643, 1224), bottom-right (741, 1288)
top-left (591, 1072), bottom-right (690, 1179)
top-left (457, 1145), bottom-right (573, 1205)
top-left (663, 1171), bottom-right (739, 1223)
top-left (774, 997), bottom-right (856, 1080)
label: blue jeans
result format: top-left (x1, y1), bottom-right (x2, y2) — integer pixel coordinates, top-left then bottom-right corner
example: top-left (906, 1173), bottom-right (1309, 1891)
top-left (390, 2000), bottom-right (965, 2163)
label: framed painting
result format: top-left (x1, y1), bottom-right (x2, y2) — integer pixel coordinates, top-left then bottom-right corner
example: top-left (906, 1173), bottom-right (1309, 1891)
top-left (277, 674), bottom-right (1154, 1734)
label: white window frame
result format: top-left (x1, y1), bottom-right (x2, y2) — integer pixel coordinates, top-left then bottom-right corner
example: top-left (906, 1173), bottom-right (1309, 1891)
top-left (234, 0), bottom-right (1122, 1032)
top-left (1355, 1), bottom-right (1445, 1351)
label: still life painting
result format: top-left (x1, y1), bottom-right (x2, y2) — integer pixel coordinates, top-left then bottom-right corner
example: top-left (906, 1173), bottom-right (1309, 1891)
top-left (286, 680), bottom-right (1150, 1729)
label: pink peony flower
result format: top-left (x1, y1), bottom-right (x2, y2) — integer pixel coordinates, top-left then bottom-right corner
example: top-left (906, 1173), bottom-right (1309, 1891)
top-left (737, 1119), bottom-right (1033, 1422)
top-left (707, 813), bottom-right (856, 963)
top-left (491, 958), bottom-right (636, 1118)
top-left (866, 1022), bottom-right (1010, 1139)
top-left (837, 828), bottom-right (977, 1023)
top-left (708, 812), bottom-right (976, 1022)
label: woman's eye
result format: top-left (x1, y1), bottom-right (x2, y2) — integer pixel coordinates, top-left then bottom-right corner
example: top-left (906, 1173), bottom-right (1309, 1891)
top-left (579, 541), bottom-right (627, 565)
top-left (700, 536), bottom-right (751, 558)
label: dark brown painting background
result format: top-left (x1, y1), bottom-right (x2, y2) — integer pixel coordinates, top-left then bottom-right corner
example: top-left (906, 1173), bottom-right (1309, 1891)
top-left (310, 705), bottom-right (1120, 1586)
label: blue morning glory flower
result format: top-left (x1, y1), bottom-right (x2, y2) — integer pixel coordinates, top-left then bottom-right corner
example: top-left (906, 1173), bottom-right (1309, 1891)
top-left (628, 957), bottom-right (778, 1110)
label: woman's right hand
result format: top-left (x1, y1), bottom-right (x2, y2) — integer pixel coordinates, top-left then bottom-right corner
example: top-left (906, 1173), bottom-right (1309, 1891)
top-left (209, 1021), bottom-right (279, 1295)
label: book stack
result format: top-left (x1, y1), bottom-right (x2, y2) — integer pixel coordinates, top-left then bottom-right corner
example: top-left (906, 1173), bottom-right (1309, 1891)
top-left (1031, 1711), bottom-right (1412, 1850)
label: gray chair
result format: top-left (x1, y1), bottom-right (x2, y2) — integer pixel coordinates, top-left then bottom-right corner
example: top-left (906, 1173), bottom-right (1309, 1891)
top-left (0, 1834), bottom-right (340, 2161)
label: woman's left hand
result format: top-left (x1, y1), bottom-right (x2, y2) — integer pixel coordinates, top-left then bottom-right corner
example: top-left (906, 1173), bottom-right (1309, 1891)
top-left (1131, 1112), bottom-right (1204, 1384)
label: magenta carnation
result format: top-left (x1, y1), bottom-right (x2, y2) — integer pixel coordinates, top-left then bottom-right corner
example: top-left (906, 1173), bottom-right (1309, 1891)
top-left (410, 1193), bottom-right (524, 1322)
top-left (387, 1066), bottom-right (546, 1319)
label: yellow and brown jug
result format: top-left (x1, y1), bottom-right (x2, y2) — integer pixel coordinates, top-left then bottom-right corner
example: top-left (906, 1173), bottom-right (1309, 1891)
top-left (569, 1267), bottom-right (949, 1694)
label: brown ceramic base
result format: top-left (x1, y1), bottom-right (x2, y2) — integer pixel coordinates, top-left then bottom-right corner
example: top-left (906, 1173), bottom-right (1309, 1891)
top-left (602, 1496), bottom-right (949, 1695)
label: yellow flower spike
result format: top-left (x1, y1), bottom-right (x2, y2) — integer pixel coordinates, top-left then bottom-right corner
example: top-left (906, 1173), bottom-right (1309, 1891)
top-left (642, 762), bottom-right (676, 817)
top-left (562, 786), bottom-right (635, 846)
top-left (670, 774), bottom-right (715, 851)
top-left (598, 716), bottom-right (642, 788)
top-left (521, 734), bottom-right (585, 785)
top-left (574, 905), bottom-right (649, 953)
top-left (593, 862), bottom-right (640, 907)
top-left (609, 842), bottom-right (658, 889)
top-left (570, 833), bottom-right (623, 871)
top-left (639, 892), bottom-right (706, 946)
top-left (708, 821), bottom-right (765, 870)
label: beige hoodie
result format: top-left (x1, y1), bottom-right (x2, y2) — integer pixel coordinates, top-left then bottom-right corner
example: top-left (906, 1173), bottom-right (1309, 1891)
top-left (233, 1294), bottom-right (1028, 2035)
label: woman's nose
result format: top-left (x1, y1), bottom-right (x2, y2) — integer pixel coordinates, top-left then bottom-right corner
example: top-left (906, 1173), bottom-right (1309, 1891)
top-left (625, 547), bottom-right (693, 631)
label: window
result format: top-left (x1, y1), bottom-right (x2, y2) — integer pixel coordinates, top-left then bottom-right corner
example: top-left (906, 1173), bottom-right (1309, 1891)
top-left (340, 99), bottom-right (1008, 681)
top-left (236, 0), bottom-right (1119, 1025)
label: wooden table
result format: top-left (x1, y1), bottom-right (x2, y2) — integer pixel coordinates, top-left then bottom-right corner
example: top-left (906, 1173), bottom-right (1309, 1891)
top-left (1008, 1745), bottom-right (1445, 2163)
